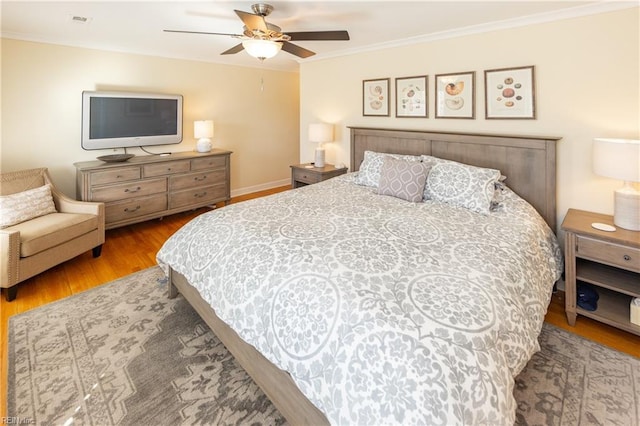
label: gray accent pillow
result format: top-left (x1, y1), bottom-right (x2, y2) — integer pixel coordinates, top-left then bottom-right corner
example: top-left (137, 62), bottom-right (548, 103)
top-left (377, 157), bottom-right (431, 202)
top-left (421, 155), bottom-right (501, 214)
top-left (355, 151), bottom-right (422, 188)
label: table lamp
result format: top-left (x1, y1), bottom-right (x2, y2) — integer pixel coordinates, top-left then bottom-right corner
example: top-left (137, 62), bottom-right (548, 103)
top-left (194, 120), bottom-right (214, 153)
top-left (592, 138), bottom-right (640, 231)
top-left (309, 123), bottom-right (333, 168)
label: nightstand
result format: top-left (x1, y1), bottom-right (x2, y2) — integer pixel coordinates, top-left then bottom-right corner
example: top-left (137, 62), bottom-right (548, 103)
top-left (290, 163), bottom-right (348, 189)
top-left (561, 208), bottom-right (640, 336)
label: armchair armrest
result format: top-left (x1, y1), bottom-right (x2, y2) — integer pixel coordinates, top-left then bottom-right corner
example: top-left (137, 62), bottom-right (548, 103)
top-left (54, 191), bottom-right (104, 216)
top-left (45, 172), bottom-right (104, 216)
top-left (0, 229), bottom-right (20, 288)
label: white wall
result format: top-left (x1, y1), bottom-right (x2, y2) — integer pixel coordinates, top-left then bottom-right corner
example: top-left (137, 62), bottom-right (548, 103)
top-left (1, 39), bottom-right (300, 197)
top-left (300, 7), bottom-right (639, 233)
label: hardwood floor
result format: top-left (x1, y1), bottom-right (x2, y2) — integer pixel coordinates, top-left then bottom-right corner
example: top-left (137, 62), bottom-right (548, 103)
top-left (2, 184), bottom-right (638, 418)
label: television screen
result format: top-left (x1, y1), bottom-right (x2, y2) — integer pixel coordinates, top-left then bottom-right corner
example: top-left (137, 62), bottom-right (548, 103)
top-left (82, 91), bottom-right (183, 150)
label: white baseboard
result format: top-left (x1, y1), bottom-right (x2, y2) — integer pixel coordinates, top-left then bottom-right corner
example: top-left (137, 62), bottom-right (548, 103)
top-left (230, 178), bottom-right (290, 198)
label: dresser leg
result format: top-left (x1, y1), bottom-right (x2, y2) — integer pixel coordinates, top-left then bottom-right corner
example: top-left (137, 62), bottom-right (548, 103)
top-left (566, 311), bottom-right (577, 326)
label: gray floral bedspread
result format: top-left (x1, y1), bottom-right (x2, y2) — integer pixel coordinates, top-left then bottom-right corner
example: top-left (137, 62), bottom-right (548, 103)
top-left (157, 173), bottom-right (563, 425)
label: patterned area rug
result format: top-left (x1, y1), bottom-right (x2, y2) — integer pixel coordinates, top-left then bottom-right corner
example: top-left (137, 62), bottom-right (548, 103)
top-left (8, 267), bottom-right (639, 425)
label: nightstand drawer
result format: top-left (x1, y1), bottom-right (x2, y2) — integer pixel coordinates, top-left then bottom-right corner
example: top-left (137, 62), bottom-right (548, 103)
top-left (292, 169), bottom-right (321, 184)
top-left (577, 236), bottom-right (640, 273)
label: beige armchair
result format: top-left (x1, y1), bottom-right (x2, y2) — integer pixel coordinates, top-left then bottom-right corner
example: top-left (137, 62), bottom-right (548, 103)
top-left (1, 168), bottom-right (105, 301)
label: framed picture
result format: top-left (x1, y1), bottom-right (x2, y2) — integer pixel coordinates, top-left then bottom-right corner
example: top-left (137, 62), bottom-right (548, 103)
top-left (363, 78), bottom-right (390, 116)
top-left (484, 65), bottom-right (536, 119)
top-left (435, 71), bottom-right (475, 119)
top-left (395, 75), bottom-right (428, 118)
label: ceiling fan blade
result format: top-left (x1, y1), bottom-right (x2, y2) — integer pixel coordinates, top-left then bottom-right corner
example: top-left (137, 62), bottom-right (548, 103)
top-left (221, 43), bottom-right (245, 55)
top-left (164, 29), bottom-right (242, 37)
top-left (286, 30), bottom-right (350, 41)
top-left (281, 41), bottom-right (315, 58)
top-left (234, 9), bottom-right (268, 32)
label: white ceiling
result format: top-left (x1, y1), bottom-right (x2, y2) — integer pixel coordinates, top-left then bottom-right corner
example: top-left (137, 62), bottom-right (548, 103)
top-left (1, 1), bottom-right (635, 72)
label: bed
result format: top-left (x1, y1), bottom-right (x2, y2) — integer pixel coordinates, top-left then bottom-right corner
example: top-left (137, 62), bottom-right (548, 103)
top-left (157, 127), bottom-right (563, 425)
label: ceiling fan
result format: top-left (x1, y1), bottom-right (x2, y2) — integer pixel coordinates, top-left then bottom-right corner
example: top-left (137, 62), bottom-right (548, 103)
top-left (164, 3), bottom-right (350, 60)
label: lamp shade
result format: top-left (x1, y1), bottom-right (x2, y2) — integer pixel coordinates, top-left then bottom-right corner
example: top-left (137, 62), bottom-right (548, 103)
top-left (194, 120), bottom-right (214, 139)
top-left (308, 123), bottom-right (334, 143)
top-left (593, 138), bottom-right (640, 182)
top-left (242, 39), bottom-right (282, 60)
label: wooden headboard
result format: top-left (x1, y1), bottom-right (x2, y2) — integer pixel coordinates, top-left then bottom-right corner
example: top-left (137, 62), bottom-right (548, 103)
top-left (349, 127), bottom-right (561, 231)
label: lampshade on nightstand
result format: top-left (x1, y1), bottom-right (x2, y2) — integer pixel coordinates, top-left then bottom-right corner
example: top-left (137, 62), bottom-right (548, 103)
top-left (593, 138), bottom-right (640, 231)
top-left (308, 123), bottom-right (333, 168)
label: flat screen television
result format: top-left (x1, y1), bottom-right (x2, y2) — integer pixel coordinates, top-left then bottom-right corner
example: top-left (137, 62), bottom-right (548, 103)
top-left (81, 90), bottom-right (183, 150)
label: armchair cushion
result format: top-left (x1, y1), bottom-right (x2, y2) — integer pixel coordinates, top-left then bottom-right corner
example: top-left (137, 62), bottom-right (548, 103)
top-left (5, 213), bottom-right (100, 257)
top-left (0, 184), bottom-right (57, 228)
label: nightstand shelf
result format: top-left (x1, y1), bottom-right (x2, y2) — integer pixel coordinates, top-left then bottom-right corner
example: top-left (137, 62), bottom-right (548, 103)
top-left (576, 259), bottom-right (640, 297)
top-left (562, 208), bottom-right (640, 336)
top-left (575, 285), bottom-right (640, 335)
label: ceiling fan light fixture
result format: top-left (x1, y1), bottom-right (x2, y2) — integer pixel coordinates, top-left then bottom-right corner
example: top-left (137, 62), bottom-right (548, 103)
top-left (242, 39), bottom-right (282, 60)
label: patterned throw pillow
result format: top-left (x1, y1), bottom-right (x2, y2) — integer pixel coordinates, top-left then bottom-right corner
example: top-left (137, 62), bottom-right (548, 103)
top-left (355, 151), bottom-right (422, 188)
top-left (421, 155), bottom-right (501, 214)
top-left (377, 157), bottom-right (431, 202)
top-left (0, 184), bottom-right (57, 228)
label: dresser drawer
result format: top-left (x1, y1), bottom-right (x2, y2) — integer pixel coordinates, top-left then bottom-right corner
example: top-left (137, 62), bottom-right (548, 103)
top-left (292, 168), bottom-right (321, 185)
top-left (143, 160), bottom-right (190, 177)
top-left (106, 194), bottom-right (167, 223)
top-left (191, 156), bottom-right (227, 171)
top-left (90, 167), bottom-right (141, 185)
top-left (169, 184), bottom-right (227, 209)
top-left (577, 236), bottom-right (640, 273)
top-left (91, 178), bottom-right (167, 202)
top-left (169, 170), bottom-right (226, 191)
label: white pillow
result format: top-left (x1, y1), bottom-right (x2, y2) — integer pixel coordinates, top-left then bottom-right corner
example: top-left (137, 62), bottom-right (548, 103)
top-left (0, 184), bottom-right (57, 228)
top-left (421, 155), bottom-right (501, 214)
top-left (355, 151), bottom-right (422, 188)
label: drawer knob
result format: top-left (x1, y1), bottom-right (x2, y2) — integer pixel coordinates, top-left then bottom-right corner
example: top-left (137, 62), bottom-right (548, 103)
top-left (194, 192), bottom-right (207, 198)
top-left (124, 205), bottom-right (141, 213)
top-left (194, 176), bottom-right (207, 181)
top-left (624, 254), bottom-right (631, 261)
top-left (124, 186), bottom-right (141, 193)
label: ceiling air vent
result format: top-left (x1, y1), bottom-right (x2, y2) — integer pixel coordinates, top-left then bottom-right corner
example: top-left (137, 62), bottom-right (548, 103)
top-left (70, 15), bottom-right (92, 24)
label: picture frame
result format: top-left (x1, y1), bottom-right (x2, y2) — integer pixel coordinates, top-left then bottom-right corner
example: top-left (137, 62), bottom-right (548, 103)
top-left (484, 65), bottom-right (536, 119)
top-left (435, 71), bottom-right (475, 119)
top-left (363, 78), bottom-right (390, 116)
top-left (395, 75), bottom-right (428, 118)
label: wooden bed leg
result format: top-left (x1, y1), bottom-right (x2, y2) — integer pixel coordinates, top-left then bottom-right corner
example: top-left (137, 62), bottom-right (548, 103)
top-left (167, 268), bottom-right (178, 299)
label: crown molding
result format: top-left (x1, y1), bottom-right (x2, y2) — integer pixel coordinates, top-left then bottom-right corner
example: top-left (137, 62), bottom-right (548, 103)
top-left (301, 2), bottom-right (639, 64)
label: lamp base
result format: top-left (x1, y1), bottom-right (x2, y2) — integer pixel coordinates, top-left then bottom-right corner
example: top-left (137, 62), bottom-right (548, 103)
top-left (314, 147), bottom-right (325, 168)
top-left (196, 138), bottom-right (212, 153)
top-left (614, 186), bottom-right (640, 231)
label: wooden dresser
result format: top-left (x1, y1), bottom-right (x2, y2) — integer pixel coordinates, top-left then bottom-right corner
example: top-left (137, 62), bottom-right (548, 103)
top-left (75, 150), bottom-right (231, 229)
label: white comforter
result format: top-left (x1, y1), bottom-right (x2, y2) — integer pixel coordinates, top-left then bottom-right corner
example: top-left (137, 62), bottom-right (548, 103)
top-left (157, 173), bottom-right (563, 425)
